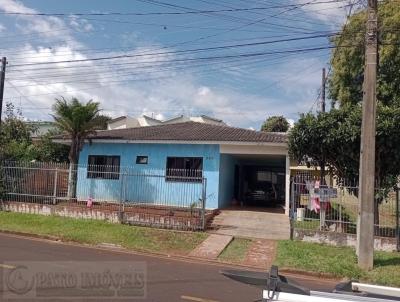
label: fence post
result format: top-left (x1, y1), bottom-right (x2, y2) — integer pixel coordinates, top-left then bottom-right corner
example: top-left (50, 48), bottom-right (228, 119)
top-left (201, 178), bottom-right (207, 230)
top-left (290, 178), bottom-right (294, 240)
top-left (67, 163), bottom-right (73, 200)
top-left (118, 172), bottom-right (126, 224)
top-left (52, 168), bottom-right (58, 205)
top-left (396, 186), bottom-right (399, 252)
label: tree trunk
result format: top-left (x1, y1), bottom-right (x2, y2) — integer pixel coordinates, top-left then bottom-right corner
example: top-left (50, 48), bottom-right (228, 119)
top-left (67, 138), bottom-right (79, 201)
top-left (320, 161), bottom-right (326, 185)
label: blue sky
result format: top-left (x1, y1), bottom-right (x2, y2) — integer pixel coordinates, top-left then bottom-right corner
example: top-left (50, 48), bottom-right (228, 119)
top-left (0, 0), bottom-right (355, 128)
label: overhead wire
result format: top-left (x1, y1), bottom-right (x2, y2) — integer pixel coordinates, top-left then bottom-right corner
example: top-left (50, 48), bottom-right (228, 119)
top-left (0, 1), bottom-right (354, 16)
top-left (0, 0), bottom-right (372, 119)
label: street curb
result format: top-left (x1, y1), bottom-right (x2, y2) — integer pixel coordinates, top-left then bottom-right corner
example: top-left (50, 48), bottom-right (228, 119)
top-left (278, 268), bottom-right (341, 280)
top-left (0, 229), bottom-right (341, 283)
top-left (0, 229), bottom-right (62, 242)
top-left (0, 229), bottom-right (264, 271)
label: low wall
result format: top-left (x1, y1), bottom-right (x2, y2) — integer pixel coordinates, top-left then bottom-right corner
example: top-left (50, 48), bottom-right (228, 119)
top-left (294, 229), bottom-right (398, 252)
top-left (2, 201), bottom-right (214, 231)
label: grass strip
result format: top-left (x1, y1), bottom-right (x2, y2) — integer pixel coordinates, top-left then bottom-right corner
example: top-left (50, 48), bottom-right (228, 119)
top-left (0, 211), bottom-right (208, 255)
top-left (218, 238), bottom-right (252, 263)
top-left (275, 240), bottom-right (400, 287)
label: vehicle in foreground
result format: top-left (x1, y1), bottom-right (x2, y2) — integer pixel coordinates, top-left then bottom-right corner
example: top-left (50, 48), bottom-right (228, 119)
top-left (222, 266), bottom-right (400, 302)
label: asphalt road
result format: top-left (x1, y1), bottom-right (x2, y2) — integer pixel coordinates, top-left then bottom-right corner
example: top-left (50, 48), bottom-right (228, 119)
top-left (0, 233), bottom-right (337, 302)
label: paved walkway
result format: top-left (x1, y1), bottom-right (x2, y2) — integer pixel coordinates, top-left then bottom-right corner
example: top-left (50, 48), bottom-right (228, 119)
top-left (189, 234), bottom-right (233, 260)
top-left (243, 239), bottom-right (277, 269)
top-left (210, 209), bottom-right (290, 240)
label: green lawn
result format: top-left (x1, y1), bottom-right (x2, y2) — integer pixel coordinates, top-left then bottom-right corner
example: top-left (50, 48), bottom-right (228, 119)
top-left (275, 240), bottom-right (400, 287)
top-left (0, 212), bottom-right (208, 255)
top-left (218, 238), bottom-right (252, 263)
top-left (294, 220), bottom-right (320, 230)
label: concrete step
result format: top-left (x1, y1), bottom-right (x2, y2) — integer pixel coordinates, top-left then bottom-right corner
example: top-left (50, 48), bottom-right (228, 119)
top-left (210, 221), bottom-right (290, 228)
top-left (211, 229), bottom-right (290, 240)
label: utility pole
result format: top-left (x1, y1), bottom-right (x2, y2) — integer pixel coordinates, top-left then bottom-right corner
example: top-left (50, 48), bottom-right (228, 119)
top-left (0, 57), bottom-right (6, 126)
top-left (357, 0), bottom-right (378, 271)
top-left (321, 67), bottom-right (326, 112)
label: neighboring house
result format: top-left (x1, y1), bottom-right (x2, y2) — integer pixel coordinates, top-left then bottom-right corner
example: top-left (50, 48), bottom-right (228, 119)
top-left (58, 122), bottom-right (290, 215)
top-left (106, 114), bottom-right (225, 130)
top-left (162, 115), bottom-right (226, 126)
top-left (107, 115), bottom-right (162, 130)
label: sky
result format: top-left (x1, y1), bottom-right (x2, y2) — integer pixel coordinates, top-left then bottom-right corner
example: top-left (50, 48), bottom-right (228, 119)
top-left (0, 0), bottom-right (359, 129)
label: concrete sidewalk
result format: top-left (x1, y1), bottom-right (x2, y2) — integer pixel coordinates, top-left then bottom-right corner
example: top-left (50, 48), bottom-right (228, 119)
top-left (210, 210), bottom-right (290, 240)
top-left (189, 234), bottom-right (233, 259)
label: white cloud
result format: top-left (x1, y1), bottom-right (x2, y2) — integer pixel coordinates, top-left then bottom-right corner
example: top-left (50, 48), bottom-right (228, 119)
top-left (0, 0), bottom-right (92, 45)
top-left (0, 23), bottom-right (5, 32)
top-left (0, 0), bottom-right (321, 129)
top-left (69, 16), bottom-right (94, 33)
top-left (0, 0), bottom-right (65, 37)
top-left (4, 40), bottom-right (319, 128)
top-left (0, 0), bottom-right (34, 14)
top-left (293, 0), bottom-right (353, 26)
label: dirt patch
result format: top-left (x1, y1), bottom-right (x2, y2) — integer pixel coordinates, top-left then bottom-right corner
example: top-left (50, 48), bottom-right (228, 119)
top-left (243, 239), bottom-right (277, 269)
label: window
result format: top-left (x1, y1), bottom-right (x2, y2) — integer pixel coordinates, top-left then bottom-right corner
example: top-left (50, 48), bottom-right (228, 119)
top-left (136, 156), bottom-right (148, 164)
top-left (87, 155), bottom-right (120, 179)
top-left (166, 157), bottom-right (203, 182)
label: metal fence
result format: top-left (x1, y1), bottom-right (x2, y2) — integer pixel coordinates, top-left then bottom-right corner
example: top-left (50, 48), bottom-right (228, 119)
top-left (290, 172), bottom-right (400, 241)
top-left (0, 161), bottom-right (208, 230)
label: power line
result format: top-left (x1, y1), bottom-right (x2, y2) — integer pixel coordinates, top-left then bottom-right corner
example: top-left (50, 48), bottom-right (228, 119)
top-left (8, 52), bottom-right (329, 88)
top-left (8, 32), bottom-right (339, 68)
top-left (5, 79), bottom-right (48, 115)
top-left (0, 1), bottom-right (352, 16)
top-left (2, 54), bottom-right (329, 100)
top-left (6, 45), bottom-right (342, 78)
top-left (4, 31), bottom-right (330, 61)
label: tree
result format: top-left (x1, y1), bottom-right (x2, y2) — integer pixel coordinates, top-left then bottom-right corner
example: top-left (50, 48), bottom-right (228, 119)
top-left (289, 108), bottom-right (360, 182)
top-left (0, 103), bottom-right (38, 161)
top-left (261, 116), bottom-right (289, 132)
top-left (329, 1), bottom-right (400, 107)
top-left (95, 114), bottom-right (112, 130)
top-left (289, 106), bottom-right (400, 227)
top-left (325, 1), bottom-right (400, 228)
top-left (34, 129), bottom-right (70, 162)
top-left (52, 97), bottom-right (105, 199)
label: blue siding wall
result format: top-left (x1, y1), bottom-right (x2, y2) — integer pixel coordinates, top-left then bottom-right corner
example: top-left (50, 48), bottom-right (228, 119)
top-left (77, 143), bottom-right (220, 209)
top-left (218, 154), bottom-right (238, 208)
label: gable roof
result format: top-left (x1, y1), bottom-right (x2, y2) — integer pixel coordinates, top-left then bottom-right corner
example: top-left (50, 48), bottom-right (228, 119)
top-left (199, 115), bottom-right (224, 123)
top-left (82, 122), bottom-right (287, 144)
top-left (108, 115), bottom-right (127, 123)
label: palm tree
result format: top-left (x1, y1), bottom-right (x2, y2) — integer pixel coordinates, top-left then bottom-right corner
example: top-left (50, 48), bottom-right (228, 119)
top-left (52, 97), bottom-right (105, 199)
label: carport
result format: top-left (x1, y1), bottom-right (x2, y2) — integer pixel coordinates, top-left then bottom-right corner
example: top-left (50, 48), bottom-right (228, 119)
top-left (218, 143), bottom-right (290, 215)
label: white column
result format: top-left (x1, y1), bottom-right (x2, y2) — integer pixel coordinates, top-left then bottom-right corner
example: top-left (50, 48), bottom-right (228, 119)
top-left (285, 154), bottom-right (290, 216)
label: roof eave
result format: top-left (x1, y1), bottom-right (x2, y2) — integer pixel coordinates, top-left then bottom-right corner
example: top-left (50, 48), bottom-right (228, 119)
top-left (53, 138), bottom-right (287, 147)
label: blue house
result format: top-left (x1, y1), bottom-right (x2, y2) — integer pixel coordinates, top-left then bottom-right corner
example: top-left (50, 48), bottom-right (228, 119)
top-left (70, 122), bottom-right (289, 215)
